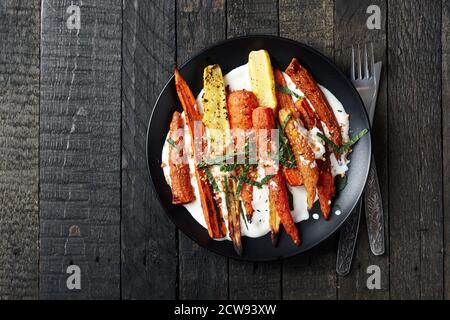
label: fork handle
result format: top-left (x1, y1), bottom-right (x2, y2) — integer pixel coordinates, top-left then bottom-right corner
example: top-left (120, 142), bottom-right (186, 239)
top-left (364, 155), bottom-right (385, 256)
top-left (336, 199), bottom-right (362, 276)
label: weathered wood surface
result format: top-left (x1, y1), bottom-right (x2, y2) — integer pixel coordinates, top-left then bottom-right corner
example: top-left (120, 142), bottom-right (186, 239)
top-left (227, 0), bottom-right (281, 300)
top-left (279, 0), bottom-right (338, 300)
top-left (0, 0), bottom-right (40, 299)
top-left (387, 0), bottom-right (443, 299)
top-left (334, 0), bottom-right (390, 299)
top-left (0, 0), bottom-right (448, 300)
top-left (40, 0), bottom-right (122, 299)
top-left (177, 0), bottom-right (228, 300)
top-left (443, 0), bottom-right (450, 301)
top-left (121, 0), bottom-right (177, 299)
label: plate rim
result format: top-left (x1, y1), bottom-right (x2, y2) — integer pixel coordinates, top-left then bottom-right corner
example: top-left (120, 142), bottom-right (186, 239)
top-left (146, 34), bottom-right (372, 262)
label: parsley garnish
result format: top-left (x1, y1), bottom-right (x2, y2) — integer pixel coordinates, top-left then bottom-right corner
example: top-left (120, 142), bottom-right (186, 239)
top-left (275, 83), bottom-right (303, 100)
top-left (203, 167), bottom-right (219, 193)
top-left (167, 138), bottom-right (177, 148)
top-left (317, 128), bottom-right (369, 155)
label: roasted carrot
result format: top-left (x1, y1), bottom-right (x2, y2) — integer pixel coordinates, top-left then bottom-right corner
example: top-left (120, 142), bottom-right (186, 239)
top-left (285, 58), bottom-right (342, 148)
top-left (269, 190), bottom-right (281, 246)
top-left (294, 98), bottom-right (320, 129)
top-left (227, 90), bottom-right (258, 221)
top-left (224, 177), bottom-right (242, 255)
top-left (274, 68), bottom-right (305, 187)
top-left (174, 69), bottom-right (227, 238)
top-left (268, 171), bottom-right (300, 246)
top-left (252, 107), bottom-right (300, 246)
top-left (295, 99), bottom-right (335, 219)
top-left (278, 107), bottom-right (319, 209)
top-left (274, 68), bottom-right (298, 117)
top-left (282, 167), bottom-right (303, 186)
top-left (169, 111), bottom-right (195, 204)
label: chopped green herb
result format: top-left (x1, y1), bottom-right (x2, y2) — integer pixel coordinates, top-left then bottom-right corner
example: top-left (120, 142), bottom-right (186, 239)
top-left (340, 128), bottom-right (369, 153)
top-left (236, 165), bottom-right (251, 195)
top-left (167, 138), bottom-right (177, 148)
top-left (275, 83), bottom-right (303, 100)
top-left (203, 167), bottom-right (219, 193)
top-left (277, 121), bottom-right (297, 169)
top-left (317, 128), bottom-right (369, 155)
top-left (281, 113), bottom-right (291, 131)
top-left (233, 174), bottom-right (275, 189)
top-left (259, 174), bottom-right (275, 186)
top-left (219, 163), bottom-right (240, 172)
top-left (316, 132), bottom-right (341, 154)
top-left (198, 152), bottom-right (246, 168)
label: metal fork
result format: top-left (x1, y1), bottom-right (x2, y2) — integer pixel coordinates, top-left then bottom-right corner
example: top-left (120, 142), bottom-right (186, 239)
top-left (336, 43), bottom-right (385, 276)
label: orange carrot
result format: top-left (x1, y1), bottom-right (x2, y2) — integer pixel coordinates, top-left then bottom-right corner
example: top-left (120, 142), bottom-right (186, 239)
top-left (268, 172), bottom-right (300, 246)
top-left (174, 69), bottom-right (227, 238)
top-left (274, 68), bottom-right (305, 187)
top-left (285, 58), bottom-right (342, 148)
top-left (282, 167), bottom-right (303, 186)
top-left (227, 90), bottom-right (258, 221)
top-left (295, 99), bottom-right (335, 219)
top-left (169, 112), bottom-right (195, 204)
top-left (252, 107), bottom-right (300, 246)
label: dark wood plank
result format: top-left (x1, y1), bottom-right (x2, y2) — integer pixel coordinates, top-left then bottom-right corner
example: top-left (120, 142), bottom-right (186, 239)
top-left (227, 0), bottom-right (278, 36)
top-left (279, 0), bottom-right (337, 300)
top-left (0, 0), bottom-right (40, 299)
top-left (121, 0), bottom-right (177, 299)
top-left (226, 0), bottom-right (281, 300)
top-left (279, 0), bottom-right (334, 56)
top-left (177, 0), bottom-right (228, 299)
top-left (40, 0), bottom-right (121, 299)
top-left (443, 0), bottom-right (450, 301)
top-left (388, 0), bottom-right (443, 299)
top-left (334, 0), bottom-right (390, 299)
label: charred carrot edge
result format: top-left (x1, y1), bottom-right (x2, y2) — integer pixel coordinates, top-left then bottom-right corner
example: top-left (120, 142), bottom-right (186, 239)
top-left (224, 177), bottom-right (242, 256)
top-left (269, 192), bottom-right (280, 246)
top-left (174, 69), bottom-right (227, 238)
top-left (269, 172), bottom-right (300, 246)
top-left (252, 107), bottom-right (300, 246)
top-left (169, 112), bottom-right (195, 204)
top-left (282, 167), bottom-right (303, 186)
top-left (279, 107), bottom-right (319, 209)
top-left (295, 99), bottom-right (335, 219)
top-left (227, 90), bottom-right (259, 222)
top-left (317, 160), bottom-right (335, 220)
top-left (285, 58), bottom-right (342, 148)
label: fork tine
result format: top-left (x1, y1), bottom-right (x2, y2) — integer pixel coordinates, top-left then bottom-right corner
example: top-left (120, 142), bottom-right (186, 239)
top-left (364, 44), bottom-right (369, 79)
top-left (351, 45), bottom-right (355, 80)
top-left (370, 42), bottom-right (375, 80)
top-left (357, 44), bottom-right (362, 80)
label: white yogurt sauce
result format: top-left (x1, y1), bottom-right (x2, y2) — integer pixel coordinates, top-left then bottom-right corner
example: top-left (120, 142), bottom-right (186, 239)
top-left (161, 63), bottom-right (351, 240)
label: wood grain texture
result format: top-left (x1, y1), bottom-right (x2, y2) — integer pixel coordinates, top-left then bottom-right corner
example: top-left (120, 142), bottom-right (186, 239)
top-left (227, 0), bottom-right (278, 36)
top-left (279, 0), bottom-right (334, 56)
top-left (442, 0), bottom-right (450, 301)
top-left (40, 0), bottom-right (121, 299)
top-left (227, 0), bottom-right (281, 300)
top-left (177, 0), bottom-right (228, 299)
top-left (388, 0), bottom-right (443, 299)
top-left (279, 0), bottom-right (337, 300)
top-left (0, 0), bottom-right (40, 299)
top-left (334, 0), bottom-right (390, 299)
top-left (121, 0), bottom-right (177, 299)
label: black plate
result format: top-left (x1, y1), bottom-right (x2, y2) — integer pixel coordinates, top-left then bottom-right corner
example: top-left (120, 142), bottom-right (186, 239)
top-left (147, 35), bottom-right (371, 261)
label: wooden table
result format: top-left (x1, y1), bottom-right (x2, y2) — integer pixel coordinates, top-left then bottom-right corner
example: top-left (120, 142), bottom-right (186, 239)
top-left (0, 0), bottom-right (448, 300)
